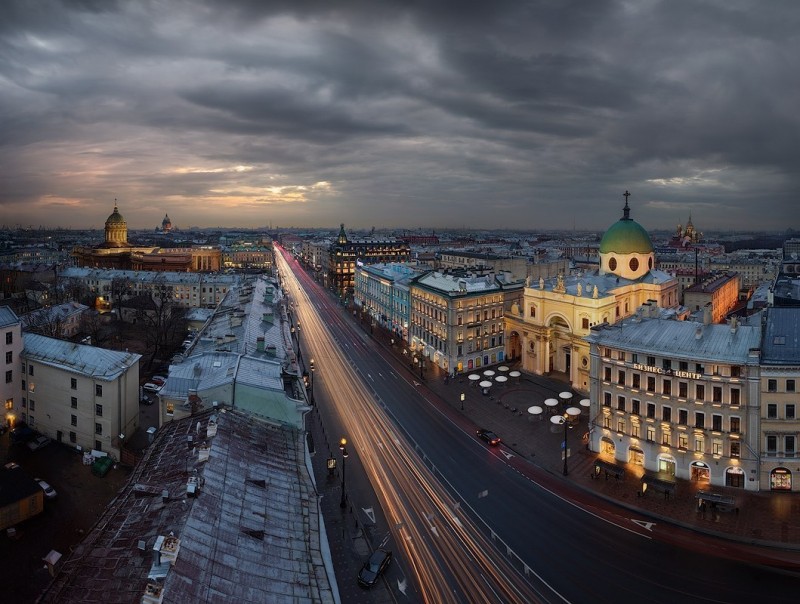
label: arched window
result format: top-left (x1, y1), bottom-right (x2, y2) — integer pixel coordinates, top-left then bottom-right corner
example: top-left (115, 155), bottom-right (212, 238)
top-left (629, 258), bottom-right (639, 271)
top-left (609, 257), bottom-right (617, 271)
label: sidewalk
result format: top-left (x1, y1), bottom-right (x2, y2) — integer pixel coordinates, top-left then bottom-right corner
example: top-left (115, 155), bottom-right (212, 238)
top-left (365, 329), bottom-right (800, 556)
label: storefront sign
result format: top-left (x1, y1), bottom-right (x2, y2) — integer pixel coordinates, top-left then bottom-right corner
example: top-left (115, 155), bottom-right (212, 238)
top-left (632, 363), bottom-right (701, 380)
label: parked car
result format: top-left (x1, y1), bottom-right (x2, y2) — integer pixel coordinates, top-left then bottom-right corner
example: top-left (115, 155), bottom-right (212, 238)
top-left (476, 428), bottom-right (501, 446)
top-left (34, 477), bottom-right (57, 499)
top-left (10, 424), bottom-right (35, 444)
top-left (143, 382), bottom-right (162, 392)
top-left (4, 462), bottom-right (21, 470)
top-left (151, 376), bottom-right (166, 386)
top-left (27, 435), bottom-right (52, 452)
top-left (140, 397), bottom-right (154, 406)
top-left (357, 549), bottom-right (392, 588)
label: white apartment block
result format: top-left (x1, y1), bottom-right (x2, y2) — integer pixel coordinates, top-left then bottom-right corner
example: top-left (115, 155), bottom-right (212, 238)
top-left (1, 306), bottom-right (23, 426)
top-left (19, 334), bottom-right (141, 460)
top-left (60, 267), bottom-right (238, 310)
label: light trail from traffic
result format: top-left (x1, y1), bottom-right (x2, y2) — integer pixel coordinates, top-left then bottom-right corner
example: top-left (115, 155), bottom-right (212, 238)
top-left (276, 247), bottom-right (548, 604)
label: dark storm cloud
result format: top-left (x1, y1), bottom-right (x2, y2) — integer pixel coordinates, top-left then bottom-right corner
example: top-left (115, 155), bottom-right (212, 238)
top-left (0, 0), bottom-right (798, 230)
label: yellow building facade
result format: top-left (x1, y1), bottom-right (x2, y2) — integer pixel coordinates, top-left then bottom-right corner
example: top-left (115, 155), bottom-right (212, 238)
top-left (505, 194), bottom-right (680, 393)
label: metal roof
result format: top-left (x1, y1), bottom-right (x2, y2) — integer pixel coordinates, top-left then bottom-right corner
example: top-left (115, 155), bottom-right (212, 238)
top-left (23, 333), bottom-right (141, 380)
top-left (38, 409), bottom-right (335, 604)
top-left (761, 307), bottom-right (800, 364)
top-left (0, 305), bottom-right (20, 328)
top-left (586, 316), bottom-right (761, 364)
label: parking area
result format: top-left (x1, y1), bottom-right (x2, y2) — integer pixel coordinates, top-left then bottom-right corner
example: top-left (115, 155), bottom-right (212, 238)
top-left (0, 432), bottom-right (131, 604)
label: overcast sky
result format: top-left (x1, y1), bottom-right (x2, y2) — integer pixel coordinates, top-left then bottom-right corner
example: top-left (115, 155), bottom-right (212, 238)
top-left (1, 0), bottom-right (797, 232)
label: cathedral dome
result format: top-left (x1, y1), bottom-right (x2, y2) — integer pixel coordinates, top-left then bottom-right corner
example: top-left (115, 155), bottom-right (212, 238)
top-left (105, 205), bottom-right (126, 226)
top-left (102, 202), bottom-right (129, 248)
top-left (598, 192), bottom-right (655, 281)
top-left (599, 200), bottom-right (653, 254)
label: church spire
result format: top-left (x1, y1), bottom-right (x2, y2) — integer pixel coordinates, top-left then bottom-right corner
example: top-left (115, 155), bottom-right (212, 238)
top-left (622, 190), bottom-right (631, 220)
top-left (337, 223), bottom-right (348, 245)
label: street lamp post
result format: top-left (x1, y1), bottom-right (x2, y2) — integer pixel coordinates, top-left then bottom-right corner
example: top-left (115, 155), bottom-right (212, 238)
top-left (308, 359), bottom-right (316, 405)
top-left (551, 408), bottom-right (581, 476)
top-left (460, 392), bottom-right (465, 411)
top-left (339, 437), bottom-right (349, 508)
top-left (309, 358), bottom-right (315, 404)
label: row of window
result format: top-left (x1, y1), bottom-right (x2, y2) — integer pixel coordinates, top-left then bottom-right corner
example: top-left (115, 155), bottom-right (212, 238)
top-left (766, 403), bottom-right (797, 420)
top-left (26, 412), bottom-right (104, 435)
top-left (766, 434), bottom-right (798, 456)
top-left (22, 397), bottom-right (105, 417)
top-left (603, 374), bottom-right (741, 404)
top-left (603, 393), bottom-right (741, 432)
top-left (602, 415), bottom-right (740, 457)
top-left (602, 351), bottom-right (742, 378)
top-left (19, 414), bottom-right (103, 451)
top-left (766, 379), bottom-right (796, 393)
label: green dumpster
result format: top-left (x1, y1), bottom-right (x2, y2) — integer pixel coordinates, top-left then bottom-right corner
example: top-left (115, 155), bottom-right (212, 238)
top-left (91, 456), bottom-right (114, 477)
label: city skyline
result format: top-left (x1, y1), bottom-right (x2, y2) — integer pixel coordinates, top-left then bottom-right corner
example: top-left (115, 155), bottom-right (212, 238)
top-left (1, 1), bottom-right (798, 232)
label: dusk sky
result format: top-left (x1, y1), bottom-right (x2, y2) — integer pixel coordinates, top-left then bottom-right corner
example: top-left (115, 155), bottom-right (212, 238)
top-left (1, 1), bottom-right (797, 232)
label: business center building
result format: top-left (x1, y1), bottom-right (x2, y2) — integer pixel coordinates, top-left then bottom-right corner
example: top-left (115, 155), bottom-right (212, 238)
top-left (587, 313), bottom-right (761, 490)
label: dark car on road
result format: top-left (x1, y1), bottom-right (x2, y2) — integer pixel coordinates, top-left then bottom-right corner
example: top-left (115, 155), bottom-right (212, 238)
top-left (476, 428), bottom-right (501, 446)
top-left (357, 549), bottom-right (392, 588)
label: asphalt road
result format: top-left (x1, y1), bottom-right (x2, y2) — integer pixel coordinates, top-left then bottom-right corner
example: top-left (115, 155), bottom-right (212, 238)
top-left (279, 246), bottom-right (800, 603)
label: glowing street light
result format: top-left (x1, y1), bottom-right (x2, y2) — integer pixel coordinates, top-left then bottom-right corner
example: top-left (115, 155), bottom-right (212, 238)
top-left (339, 437), bottom-right (349, 508)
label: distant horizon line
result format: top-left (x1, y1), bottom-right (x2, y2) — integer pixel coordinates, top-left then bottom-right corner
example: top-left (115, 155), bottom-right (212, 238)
top-left (1, 225), bottom-right (795, 236)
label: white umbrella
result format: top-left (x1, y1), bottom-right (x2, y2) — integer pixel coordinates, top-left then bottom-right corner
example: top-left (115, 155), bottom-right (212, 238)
top-left (579, 398), bottom-right (591, 408)
top-left (495, 375), bottom-right (508, 383)
top-left (498, 365), bottom-right (510, 372)
top-left (544, 398), bottom-right (559, 407)
top-left (566, 407), bottom-right (581, 418)
top-left (468, 374), bottom-right (481, 381)
top-left (550, 415), bottom-right (566, 425)
top-left (479, 380), bottom-right (493, 388)
top-left (483, 369), bottom-right (496, 377)
top-left (559, 391), bottom-right (573, 401)
top-left (509, 370), bottom-right (521, 378)
top-left (527, 405), bottom-right (543, 415)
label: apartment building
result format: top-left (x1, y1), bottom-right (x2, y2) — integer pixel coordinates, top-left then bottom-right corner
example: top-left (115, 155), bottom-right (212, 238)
top-left (408, 271), bottom-right (524, 374)
top-left (759, 307), bottom-right (800, 491)
top-left (1, 306), bottom-right (23, 427)
top-left (19, 334), bottom-right (141, 460)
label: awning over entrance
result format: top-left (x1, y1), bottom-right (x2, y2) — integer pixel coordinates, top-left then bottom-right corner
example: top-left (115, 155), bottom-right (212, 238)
top-left (594, 458), bottom-right (625, 479)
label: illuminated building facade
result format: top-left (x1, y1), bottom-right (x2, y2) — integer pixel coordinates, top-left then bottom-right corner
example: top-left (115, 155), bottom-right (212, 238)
top-left (328, 224), bottom-right (410, 299)
top-left (759, 307), bottom-right (800, 491)
top-left (408, 271), bottom-right (524, 374)
top-left (505, 194), bottom-right (679, 392)
top-left (1, 306), bottom-right (23, 428)
top-left (74, 204), bottom-right (221, 273)
top-left (587, 313), bottom-right (761, 490)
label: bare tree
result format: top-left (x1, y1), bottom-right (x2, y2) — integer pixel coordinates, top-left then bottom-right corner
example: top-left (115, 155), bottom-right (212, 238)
top-left (22, 307), bottom-right (66, 339)
top-left (110, 276), bottom-right (134, 309)
top-left (135, 273), bottom-right (188, 367)
top-left (79, 310), bottom-right (109, 346)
